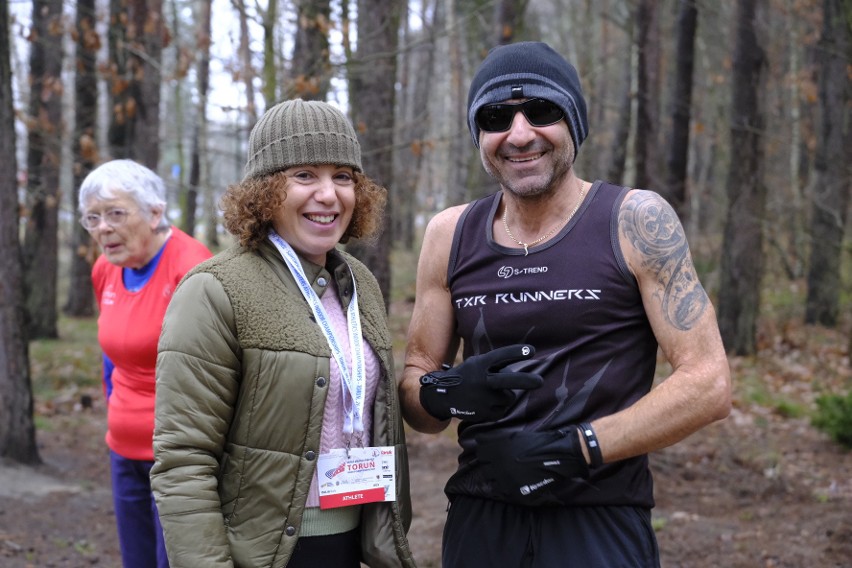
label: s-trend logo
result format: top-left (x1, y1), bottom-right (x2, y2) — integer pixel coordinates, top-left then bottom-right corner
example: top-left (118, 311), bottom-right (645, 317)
top-left (498, 265), bottom-right (549, 279)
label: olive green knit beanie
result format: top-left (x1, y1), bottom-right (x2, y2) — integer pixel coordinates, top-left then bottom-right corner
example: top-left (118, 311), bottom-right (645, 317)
top-left (243, 98), bottom-right (362, 180)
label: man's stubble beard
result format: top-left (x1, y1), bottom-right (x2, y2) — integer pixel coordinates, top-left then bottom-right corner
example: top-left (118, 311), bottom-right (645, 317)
top-left (481, 144), bottom-right (575, 201)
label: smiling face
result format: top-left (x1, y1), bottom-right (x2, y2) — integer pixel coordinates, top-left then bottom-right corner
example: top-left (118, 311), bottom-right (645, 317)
top-left (83, 190), bottom-right (165, 269)
top-left (271, 164), bottom-right (357, 266)
top-left (478, 101), bottom-right (575, 199)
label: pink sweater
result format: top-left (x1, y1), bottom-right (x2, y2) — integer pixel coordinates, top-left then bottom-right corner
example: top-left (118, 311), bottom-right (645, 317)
top-left (306, 280), bottom-right (381, 507)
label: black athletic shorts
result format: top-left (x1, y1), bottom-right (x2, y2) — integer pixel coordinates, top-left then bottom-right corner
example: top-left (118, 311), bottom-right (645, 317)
top-left (442, 495), bottom-right (661, 568)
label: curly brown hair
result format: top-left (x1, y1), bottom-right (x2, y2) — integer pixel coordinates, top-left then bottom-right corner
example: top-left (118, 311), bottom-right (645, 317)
top-left (220, 170), bottom-right (387, 250)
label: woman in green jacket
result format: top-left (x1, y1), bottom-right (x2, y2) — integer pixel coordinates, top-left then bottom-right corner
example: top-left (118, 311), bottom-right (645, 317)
top-left (151, 99), bottom-right (416, 568)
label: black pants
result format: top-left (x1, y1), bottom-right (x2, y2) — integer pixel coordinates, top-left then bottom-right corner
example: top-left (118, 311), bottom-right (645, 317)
top-left (442, 496), bottom-right (660, 568)
top-left (287, 528), bottom-right (361, 568)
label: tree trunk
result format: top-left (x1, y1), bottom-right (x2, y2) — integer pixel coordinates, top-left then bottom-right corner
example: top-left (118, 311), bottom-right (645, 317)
top-left (717, 0), bottom-right (768, 356)
top-left (606, 17), bottom-right (634, 185)
top-left (204, 171), bottom-right (219, 248)
top-left (261, 0), bottom-right (278, 107)
top-left (107, 0), bottom-right (128, 157)
top-left (633, 0), bottom-right (661, 190)
top-left (494, 0), bottom-right (528, 44)
top-left (231, 0), bottom-right (257, 125)
top-left (0, 0), bottom-right (40, 465)
top-left (447, 0), bottom-right (470, 202)
top-left (186, 0), bottom-right (212, 239)
top-left (347, 0), bottom-right (402, 310)
top-left (107, 0), bottom-right (163, 168)
top-left (130, 0), bottom-right (163, 168)
top-left (664, 0), bottom-right (698, 224)
top-left (393, 0), bottom-right (436, 249)
top-left (463, 0), bottom-right (525, 200)
top-left (170, 0), bottom-right (187, 229)
top-left (65, 0), bottom-right (98, 318)
top-left (186, 124), bottom-right (199, 236)
top-left (23, 0), bottom-right (63, 340)
top-left (804, 0), bottom-right (851, 326)
top-left (591, 0), bottom-right (609, 131)
top-left (781, 0), bottom-right (807, 278)
top-left (291, 0), bottom-right (331, 100)
top-left (198, 0), bottom-right (218, 249)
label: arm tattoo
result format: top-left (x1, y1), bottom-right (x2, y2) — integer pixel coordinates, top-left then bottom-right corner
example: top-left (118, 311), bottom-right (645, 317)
top-left (620, 192), bottom-right (708, 331)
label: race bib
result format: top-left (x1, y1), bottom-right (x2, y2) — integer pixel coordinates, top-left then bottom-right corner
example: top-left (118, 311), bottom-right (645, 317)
top-left (317, 447), bottom-right (397, 509)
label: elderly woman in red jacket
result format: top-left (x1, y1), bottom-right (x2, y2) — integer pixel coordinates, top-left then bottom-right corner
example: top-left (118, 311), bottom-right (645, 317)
top-left (79, 159), bottom-right (212, 568)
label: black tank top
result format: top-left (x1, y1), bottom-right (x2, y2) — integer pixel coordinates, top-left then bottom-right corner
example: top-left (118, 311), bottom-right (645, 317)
top-left (445, 180), bottom-right (657, 508)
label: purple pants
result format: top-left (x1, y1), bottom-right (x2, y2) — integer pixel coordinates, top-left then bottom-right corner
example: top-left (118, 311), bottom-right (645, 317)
top-left (109, 450), bottom-right (169, 568)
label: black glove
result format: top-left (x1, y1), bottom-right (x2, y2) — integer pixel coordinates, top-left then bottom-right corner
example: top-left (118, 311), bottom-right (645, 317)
top-left (419, 344), bottom-right (543, 422)
top-left (476, 428), bottom-right (590, 503)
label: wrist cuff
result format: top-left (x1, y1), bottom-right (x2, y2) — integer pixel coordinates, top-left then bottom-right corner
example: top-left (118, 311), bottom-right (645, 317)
top-left (579, 422), bottom-right (603, 468)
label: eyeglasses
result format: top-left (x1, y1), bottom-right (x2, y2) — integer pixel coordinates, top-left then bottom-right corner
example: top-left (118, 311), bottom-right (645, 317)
top-left (475, 98), bottom-right (565, 132)
top-left (80, 208), bottom-right (134, 231)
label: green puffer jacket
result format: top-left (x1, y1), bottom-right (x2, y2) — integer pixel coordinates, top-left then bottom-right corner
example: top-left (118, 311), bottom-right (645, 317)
top-left (151, 240), bottom-right (415, 568)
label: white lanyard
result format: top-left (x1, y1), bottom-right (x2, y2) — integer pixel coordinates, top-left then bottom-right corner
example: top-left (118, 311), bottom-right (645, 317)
top-left (268, 231), bottom-right (366, 436)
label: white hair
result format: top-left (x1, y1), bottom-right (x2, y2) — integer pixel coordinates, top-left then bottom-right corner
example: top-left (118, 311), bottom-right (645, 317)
top-left (78, 159), bottom-right (170, 231)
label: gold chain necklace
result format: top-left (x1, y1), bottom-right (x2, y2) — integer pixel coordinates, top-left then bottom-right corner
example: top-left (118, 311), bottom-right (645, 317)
top-left (503, 178), bottom-right (586, 256)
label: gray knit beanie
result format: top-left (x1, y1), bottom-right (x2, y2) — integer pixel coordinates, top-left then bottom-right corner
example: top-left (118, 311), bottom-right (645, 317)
top-left (243, 98), bottom-right (362, 180)
top-left (467, 41), bottom-right (588, 159)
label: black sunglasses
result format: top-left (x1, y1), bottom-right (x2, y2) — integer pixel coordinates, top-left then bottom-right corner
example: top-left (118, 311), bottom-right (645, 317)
top-left (475, 98), bottom-right (565, 132)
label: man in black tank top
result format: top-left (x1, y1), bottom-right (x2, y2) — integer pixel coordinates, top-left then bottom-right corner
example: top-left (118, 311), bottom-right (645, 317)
top-left (400, 41), bottom-right (731, 568)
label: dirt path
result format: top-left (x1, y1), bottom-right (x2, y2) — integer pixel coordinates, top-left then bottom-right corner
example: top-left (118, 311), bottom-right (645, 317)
top-left (0, 410), bottom-right (119, 567)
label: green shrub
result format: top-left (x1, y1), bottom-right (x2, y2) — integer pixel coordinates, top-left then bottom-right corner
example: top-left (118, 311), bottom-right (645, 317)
top-left (812, 391), bottom-right (852, 449)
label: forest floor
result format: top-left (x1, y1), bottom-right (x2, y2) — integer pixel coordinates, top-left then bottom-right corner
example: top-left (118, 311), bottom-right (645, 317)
top-left (1, 304), bottom-right (851, 568)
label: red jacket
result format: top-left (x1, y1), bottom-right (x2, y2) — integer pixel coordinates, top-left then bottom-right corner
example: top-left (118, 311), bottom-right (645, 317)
top-left (93, 227), bottom-right (212, 460)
